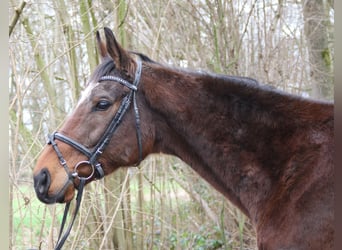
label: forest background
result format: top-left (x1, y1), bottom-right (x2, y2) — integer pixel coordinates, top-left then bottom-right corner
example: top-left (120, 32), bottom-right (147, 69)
top-left (9, 0), bottom-right (334, 249)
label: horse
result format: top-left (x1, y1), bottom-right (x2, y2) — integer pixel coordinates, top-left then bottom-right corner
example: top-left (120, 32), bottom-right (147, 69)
top-left (33, 27), bottom-right (334, 249)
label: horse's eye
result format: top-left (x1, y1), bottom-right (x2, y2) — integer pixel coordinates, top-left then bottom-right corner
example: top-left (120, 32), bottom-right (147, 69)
top-left (95, 100), bottom-right (112, 111)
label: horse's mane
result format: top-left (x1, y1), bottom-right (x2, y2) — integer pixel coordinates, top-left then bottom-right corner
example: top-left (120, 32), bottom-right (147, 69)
top-left (129, 51), bottom-right (157, 64)
top-left (131, 51), bottom-right (276, 95)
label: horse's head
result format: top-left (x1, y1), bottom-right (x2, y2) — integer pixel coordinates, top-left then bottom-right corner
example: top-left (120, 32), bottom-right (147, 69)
top-left (33, 28), bottom-right (154, 204)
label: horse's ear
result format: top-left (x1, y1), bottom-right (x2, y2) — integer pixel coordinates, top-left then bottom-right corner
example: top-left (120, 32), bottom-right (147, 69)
top-left (103, 27), bottom-right (133, 72)
top-left (96, 30), bottom-right (109, 61)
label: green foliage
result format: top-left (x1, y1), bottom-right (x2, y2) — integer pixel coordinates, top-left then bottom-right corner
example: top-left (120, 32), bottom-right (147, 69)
top-left (321, 47), bottom-right (332, 68)
top-left (168, 227), bottom-right (224, 250)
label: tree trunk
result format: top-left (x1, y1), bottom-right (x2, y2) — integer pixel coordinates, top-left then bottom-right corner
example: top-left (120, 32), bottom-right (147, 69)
top-left (102, 169), bottom-right (130, 249)
top-left (302, 0), bottom-right (334, 100)
top-left (54, 0), bottom-right (81, 103)
top-left (80, 0), bottom-right (97, 71)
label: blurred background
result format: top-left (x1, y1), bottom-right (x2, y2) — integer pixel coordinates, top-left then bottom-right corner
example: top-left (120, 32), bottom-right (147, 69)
top-left (9, 0), bottom-right (334, 249)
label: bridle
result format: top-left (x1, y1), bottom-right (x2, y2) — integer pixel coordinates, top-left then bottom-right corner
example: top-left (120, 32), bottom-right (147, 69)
top-left (47, 59), bottom-right (143, 249)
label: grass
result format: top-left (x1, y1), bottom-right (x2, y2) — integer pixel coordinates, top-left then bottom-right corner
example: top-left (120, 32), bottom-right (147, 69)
top-left (12, 185), bottom-right (65, 249)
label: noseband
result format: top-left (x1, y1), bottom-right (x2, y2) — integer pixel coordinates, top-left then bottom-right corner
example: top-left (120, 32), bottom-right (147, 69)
top-left (47, 59), bottom-right (143, 249)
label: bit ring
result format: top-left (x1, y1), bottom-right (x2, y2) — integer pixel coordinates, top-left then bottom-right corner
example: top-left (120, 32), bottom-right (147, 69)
top-left (73, 161), bottom-right (95, 180)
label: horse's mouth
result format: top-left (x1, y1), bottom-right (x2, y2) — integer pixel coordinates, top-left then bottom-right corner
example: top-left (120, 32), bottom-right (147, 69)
top-left (35, 190), bottom-right (66, 204)
top-left (35, 184), bottom-right (75, 204)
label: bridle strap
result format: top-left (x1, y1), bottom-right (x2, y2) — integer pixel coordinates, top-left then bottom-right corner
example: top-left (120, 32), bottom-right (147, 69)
top-left (93, 58), bottom-right (143, 165)
top-left (54, 178), bottom-right (86, 250)
top-left (51, 132), bottom-right (105, 179)
top-left (98, 75), bottom-right (137, 91)
top-left (132, 57), bottom-right (143, 163)
top-left (51, 133), bottom-right (92, 158)
top-left (133, 91), bottom-right (142, 162)
top-left (88, 93), bottom-right (133, 165)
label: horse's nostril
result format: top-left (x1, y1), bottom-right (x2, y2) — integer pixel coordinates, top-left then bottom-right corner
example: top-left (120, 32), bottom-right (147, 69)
top-left (38, 172), bottom-right (46, 194)
top-left (34, 168), bottom-right (51, 196)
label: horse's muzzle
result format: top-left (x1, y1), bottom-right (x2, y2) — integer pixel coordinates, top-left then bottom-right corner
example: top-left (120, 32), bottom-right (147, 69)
top-left (33, 168), bottom-right (65, 204)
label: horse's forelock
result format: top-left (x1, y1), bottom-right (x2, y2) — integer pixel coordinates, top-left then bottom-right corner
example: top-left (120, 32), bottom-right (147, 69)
top-left (88, 58), bottom-right (115, 85)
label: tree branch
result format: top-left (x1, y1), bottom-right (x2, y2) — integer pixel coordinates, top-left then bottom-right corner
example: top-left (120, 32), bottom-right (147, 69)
top-left (9, 1), bottom-right (27, 37)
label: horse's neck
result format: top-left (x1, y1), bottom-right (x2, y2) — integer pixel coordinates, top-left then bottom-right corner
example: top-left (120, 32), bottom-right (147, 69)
top-left (142, 65), bottom-right (332, 221)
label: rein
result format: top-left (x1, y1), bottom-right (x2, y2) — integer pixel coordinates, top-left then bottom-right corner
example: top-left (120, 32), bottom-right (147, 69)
top-left (47, 59), bottom-right (143, 249)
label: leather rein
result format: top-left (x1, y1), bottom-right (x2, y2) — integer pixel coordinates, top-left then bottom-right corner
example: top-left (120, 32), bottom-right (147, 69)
top-left (47, 59), bottom-right (143, 249)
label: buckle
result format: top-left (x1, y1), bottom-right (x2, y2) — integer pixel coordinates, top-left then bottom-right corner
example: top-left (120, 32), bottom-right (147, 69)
top-left (94, 163), bottom-right (105, 179)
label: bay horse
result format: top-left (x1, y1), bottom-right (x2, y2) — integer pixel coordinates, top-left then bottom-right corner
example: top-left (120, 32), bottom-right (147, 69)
top-left (33, 27), bottom-right (334, 249)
